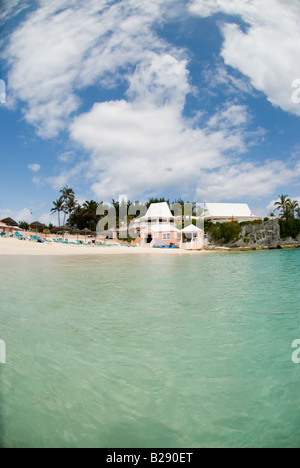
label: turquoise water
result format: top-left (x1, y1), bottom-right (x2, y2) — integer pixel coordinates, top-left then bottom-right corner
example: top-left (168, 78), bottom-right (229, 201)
top-left (0, 250), bottom-right (299, 448)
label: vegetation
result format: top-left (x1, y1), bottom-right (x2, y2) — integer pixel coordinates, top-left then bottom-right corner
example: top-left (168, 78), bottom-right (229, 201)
top-left (208, 221), bottom-right (242, 245)
top-left (275, 195), bottom-right (299, 221)
top-left (279, 218), bottom-right (300, 240)
top-left (274, 195), bottom-right (300, 239)
top-left (240, 219), bottom-right (263, 227)
top-left (47, 189), bottom-right (300, 242)
top-left (19, 221), bottom-right (29, 231)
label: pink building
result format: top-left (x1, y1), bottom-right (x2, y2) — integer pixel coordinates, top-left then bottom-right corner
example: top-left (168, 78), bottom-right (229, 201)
top-left (132, 203), bottom-right (205, 249)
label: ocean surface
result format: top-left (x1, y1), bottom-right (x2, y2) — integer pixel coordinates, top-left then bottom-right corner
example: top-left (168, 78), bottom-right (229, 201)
top-left (0, 249), bottom-right (299, 448)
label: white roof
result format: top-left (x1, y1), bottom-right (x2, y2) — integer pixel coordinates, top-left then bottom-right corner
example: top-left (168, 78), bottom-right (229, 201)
top-left (205, 203), bottom-right (254, 219)
top-left (181, 224), bottom-right (203, 233)
top-left (149, 224), bottom-right (179, 233)
top-left (143, 202), bottom-right (174, 220)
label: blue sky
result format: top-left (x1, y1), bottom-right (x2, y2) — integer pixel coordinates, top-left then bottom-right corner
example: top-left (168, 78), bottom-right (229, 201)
top-left (1, 0), bottom-right (300, 225)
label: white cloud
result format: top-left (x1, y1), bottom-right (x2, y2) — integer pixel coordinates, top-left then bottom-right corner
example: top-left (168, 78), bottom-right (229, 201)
top-left (46, 162), bottom-right (88, 191)
top-left (208, 103), bottom-right (250, 129)
top-left (196, 159), bottom-right (300, 202)
top-left (189, 0), bottom-right (300, 116)
top-left (28, 163), bottom-right (41, 172)
top-left (3, 0), bottom-right (183, 137)
top-left (0, 0), bottom-right (30, 26)
top-left (202, 62), bottom-right (254, 97)
top-left (0, 208), bottom-right (12, 219)
top-left (39, 212), bottom-right (54, 226)
top-left (57, 151), bottom-right (75, 163)
top-left (3, 0), bottom-right (300, 206)
top-left (127, 52), bottom-right (190, 107)
top-left (70, 96), bottom-right (255, 200)
top-left (15, 207), bottom-right (33, 222)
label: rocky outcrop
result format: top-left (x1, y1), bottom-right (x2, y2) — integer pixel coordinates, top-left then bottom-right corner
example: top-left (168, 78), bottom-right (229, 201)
top-left (207, 219), bottom-right (300, 250)
top-left (233, 219), bottom-right (281, 248)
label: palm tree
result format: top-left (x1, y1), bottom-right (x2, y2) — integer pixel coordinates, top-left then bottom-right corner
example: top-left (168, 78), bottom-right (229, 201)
top-left (296, 207), bottom-right (300, 219)
top-left (51, 199), bottom-right (64, 227)
top-left (274, 195), bottom-right (292, 220)
top-left (60, 186), bottom-right (75, 224)
top-left (60, 186), bottom-right (75, 202)
top-left (288, 200), bottom-right (299, 218)
top-left (82, 200), bottom-right (98, 231)
top-left (65, 197), bottom-right (78, 222)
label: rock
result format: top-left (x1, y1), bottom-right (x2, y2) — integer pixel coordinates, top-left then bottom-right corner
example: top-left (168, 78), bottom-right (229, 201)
top-left (229, 219), bottom-right (281, 248)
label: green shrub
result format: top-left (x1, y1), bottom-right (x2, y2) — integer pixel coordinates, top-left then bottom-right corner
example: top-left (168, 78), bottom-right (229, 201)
top-left (243, 238), bottom-right (251, 244)
top-left (279, 218), bottom-right (300, 239)
top-left (240, 220), bottom-right (263, 227)
top-left (209, 222), bottom-right (242, 245)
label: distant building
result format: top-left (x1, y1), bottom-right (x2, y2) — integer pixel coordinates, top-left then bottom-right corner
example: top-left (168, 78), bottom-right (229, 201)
top-left (204, 203), bottom-right (259, 224)
top-left (132, 202), bottom-right (178, 245)
top-left (131, 202), bottom-right (204, 249)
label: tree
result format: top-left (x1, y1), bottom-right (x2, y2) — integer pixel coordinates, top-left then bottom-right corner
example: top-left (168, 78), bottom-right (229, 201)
top-left (60, 186), bottom-right (75, 224)
top-left (146, 197), bottom-right (169, 208)
top-left (68, 200), bottom-right (99, 231)
top-left (60, 186), bottom-right (75, 202)
top-left (65, 197), bottom-right (78, 222)
top-left (51, 198), bottom-right (64, 227)
top-left (288, 200), bottom-right (299, 218)
top-left (274, 195), bottom-right (292, 220)
top-left (19, 221), bottom-right (29, 231)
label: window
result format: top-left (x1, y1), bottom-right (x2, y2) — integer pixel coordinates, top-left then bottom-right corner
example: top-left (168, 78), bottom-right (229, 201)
top-left (163, 233), bottom-right (171, 240)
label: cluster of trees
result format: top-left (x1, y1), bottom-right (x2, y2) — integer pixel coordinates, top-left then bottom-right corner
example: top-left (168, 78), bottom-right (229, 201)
top-left (275, 195), bottom-right (300, 239)
top-left (274, 195), bottom-right (300, 221)
top-left (50, 191), bottom-right (204, 231)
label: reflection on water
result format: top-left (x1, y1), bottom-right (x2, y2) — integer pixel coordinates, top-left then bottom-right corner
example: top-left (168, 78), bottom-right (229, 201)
top-left (0, 250), bottom-right (299, 448)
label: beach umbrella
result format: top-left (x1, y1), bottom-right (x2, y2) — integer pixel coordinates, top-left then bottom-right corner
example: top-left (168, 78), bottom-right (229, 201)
top-left (1, 217), bottom-right (19, 227)
top-left (29, 221), bottom-right (46, 234)
top-left (73, 229), bottom-right (82, 240)
top-left (80, 228), bottom-right (93, 243)
top-left (51, 225), bottom-right (72, 238)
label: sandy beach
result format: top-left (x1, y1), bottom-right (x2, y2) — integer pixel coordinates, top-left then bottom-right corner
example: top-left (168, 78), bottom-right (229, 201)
top-left (0, 237), bottom-right (208, 256)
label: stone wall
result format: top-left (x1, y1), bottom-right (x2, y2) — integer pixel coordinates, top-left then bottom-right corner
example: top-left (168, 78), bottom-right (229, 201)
top-left (234, 219), bottom-right (281, 248)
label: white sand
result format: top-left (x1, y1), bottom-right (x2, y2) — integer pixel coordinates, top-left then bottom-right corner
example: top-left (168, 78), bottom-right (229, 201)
top-left (0, 237), bottom-right (208, 256)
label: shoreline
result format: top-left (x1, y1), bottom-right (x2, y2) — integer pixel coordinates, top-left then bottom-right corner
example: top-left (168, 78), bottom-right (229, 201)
top-left (0, 238), bottom-right (209, 256)
top-left (1, 238), bottom-right (299, 257)
top-left (206, 244), bottom-right (300, 252)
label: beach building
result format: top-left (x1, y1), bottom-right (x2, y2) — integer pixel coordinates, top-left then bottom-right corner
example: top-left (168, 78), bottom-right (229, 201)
top-left (204, 203), bottom-right (259, 224)
top-left (131, 202), bottom-right (205, 249)
top-left (0, 222), bottom-right (8, 233)
top-left (132, 202), bottom-right (178, 246)
top-left (179, 224), bottom-right (205, 250)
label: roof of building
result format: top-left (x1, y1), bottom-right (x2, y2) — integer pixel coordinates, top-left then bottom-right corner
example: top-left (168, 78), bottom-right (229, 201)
top-left (181, 224), bottom-right (204, 233)
top-left (204, 203), bottom-right (254, 219)
top-left (143, 202), bottom-right (174, 220)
